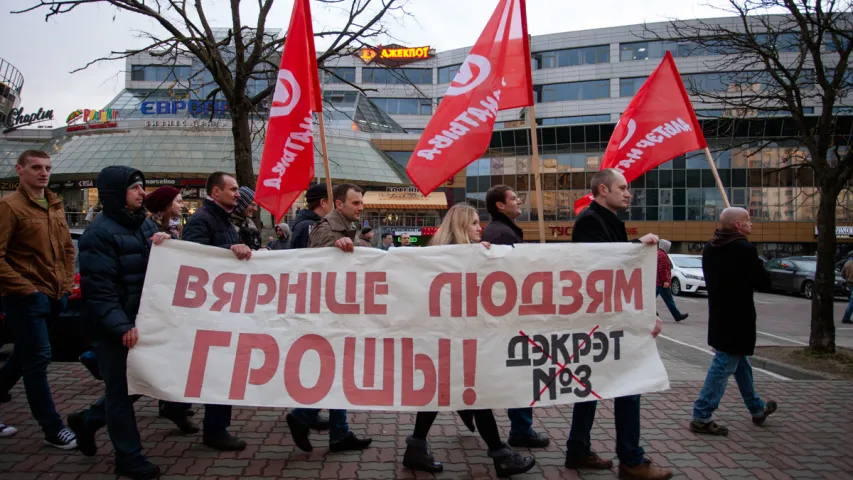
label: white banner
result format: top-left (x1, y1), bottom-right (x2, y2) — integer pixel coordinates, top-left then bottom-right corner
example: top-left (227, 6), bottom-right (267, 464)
top-left (127, 241), bottom-right (669, 410)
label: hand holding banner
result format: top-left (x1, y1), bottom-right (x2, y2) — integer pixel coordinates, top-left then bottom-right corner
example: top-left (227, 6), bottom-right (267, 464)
top-left (127, 241), bottom-right (670, 410)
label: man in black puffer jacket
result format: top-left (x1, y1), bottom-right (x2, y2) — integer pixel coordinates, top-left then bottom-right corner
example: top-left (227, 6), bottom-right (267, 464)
top-left (180, 171), bottom-right (250, 452)
top-left (66, 166), bottom-right (161, 480)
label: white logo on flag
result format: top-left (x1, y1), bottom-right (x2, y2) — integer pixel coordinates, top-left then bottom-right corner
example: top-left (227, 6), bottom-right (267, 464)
top-left (271, 69), bottom-right (301, 117)
top-left (618, 119), bottom-right (637, 150)
top-left (445, 55), bottom-right (491, 96)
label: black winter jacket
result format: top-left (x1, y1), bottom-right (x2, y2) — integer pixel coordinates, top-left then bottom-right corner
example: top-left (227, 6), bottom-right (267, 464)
top-left (573, 201), bottom-right (628, 243)
top-left (79, 166), bottom-right (155, 340)
top-left (703, 237), bottom-right (772, 356)
top-left (289, 209), bottom-right (323, 250)
top-left (182, 198), bottom-right (238, 249)
top-left (482, 212), bottom-right (523, 245)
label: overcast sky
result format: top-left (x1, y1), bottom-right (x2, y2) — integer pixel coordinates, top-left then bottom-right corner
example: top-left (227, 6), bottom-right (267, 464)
top-left (4, 0), bottom-right (741, 127)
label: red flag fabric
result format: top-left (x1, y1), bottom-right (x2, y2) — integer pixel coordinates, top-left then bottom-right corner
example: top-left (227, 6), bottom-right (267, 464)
top-left (573, 51), bottom-right (707, 214)
top-left (406, 0), bottom-right (533, 195)
top-left (255, 0), bottom-right (322, 221)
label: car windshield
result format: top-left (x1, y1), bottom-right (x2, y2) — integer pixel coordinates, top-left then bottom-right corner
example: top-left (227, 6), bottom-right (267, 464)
top-left (792, 260), bottom-right (816, 272)
top-left (672, 257), bottom-right (702, 268)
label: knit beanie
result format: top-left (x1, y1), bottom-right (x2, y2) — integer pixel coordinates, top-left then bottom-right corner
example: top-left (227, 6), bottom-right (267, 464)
top-left (235, 186), bottom-right (255, 215)
top-left (143, 186), bottom-right (181, 213)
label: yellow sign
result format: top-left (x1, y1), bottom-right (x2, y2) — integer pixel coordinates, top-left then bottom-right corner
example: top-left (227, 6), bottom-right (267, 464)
top-left (358, 45), bottom-right (432, 65)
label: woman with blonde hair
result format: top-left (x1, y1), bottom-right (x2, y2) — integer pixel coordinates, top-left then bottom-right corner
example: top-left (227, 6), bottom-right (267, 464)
top-left (402, 203), bottom-right (535, 477)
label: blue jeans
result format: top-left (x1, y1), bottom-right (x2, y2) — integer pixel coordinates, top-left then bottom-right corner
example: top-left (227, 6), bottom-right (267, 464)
top-left (567, 395), bottom-right (645, 467)
top-left (656, 286), bottom-right (683, 320)
top-left (0, 293), bottom-right (66, 436)
top-left (507, 408), bottom-right (535, 439)
top-left (293, 408), bottom-right (349, 442)
top-left (693, 351), bottom-right (765, 423)
top-left (842, 290), bottom-right (853, 322)
top-left (80, 340), bottom-right (144, 466)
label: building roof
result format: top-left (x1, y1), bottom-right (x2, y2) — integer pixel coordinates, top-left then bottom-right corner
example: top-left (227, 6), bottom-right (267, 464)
top-left (0, 122), bottom-right (409, 185)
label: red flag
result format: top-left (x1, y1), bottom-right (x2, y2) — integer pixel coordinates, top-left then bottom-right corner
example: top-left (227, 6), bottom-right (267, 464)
top-left (255, 0), bottom-right (322, 221)
top-left (406, 0), bottom-right (533, 195)
top-left (573, 51), bottom-right (707, 214)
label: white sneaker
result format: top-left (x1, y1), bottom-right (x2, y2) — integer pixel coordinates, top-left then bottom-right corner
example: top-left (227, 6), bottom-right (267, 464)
top-left (0, 423), bottom-right (17, 437)
top-left (45, 427), bottom-right (77, 450)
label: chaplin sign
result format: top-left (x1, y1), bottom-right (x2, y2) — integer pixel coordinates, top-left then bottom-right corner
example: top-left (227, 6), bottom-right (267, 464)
top-left (3, 107), bottom-right (54, 133)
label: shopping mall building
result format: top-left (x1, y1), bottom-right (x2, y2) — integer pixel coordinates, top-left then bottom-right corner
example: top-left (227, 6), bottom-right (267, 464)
top-left (1, 17), bottom-right (851, 254)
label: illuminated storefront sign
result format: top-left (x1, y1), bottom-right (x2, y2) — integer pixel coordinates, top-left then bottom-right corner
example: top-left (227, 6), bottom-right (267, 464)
top-left (815, 226), bottom-right (853, 237)
top-left (3, 107), bottom-right (54, 133)
top-left (358, 45), bottom-right (432, 66)
top-left (140, 100), bottom-right (229, 115)
top-left (66, 108), bottom-right (119, 125)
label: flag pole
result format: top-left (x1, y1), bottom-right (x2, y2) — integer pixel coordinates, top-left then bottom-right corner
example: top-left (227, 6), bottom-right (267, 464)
top-left (703, 147), bottom-right (731, 208)
top-left (317, 110), bottom-right (334, 202)
top-left (527, 104), bottom-right (546, 243)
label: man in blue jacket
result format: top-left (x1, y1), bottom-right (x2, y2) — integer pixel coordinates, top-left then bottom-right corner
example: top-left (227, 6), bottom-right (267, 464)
top-left (66, 166), bottom-right (161, 479)
top-left (180, 171), bottom-right (251, 451)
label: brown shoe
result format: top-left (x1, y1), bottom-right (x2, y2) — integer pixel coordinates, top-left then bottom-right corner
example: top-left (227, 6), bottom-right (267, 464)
top-left (564, 452), bottom-right (614, 469)
top-left (618, 460), bottom-right (673, 480)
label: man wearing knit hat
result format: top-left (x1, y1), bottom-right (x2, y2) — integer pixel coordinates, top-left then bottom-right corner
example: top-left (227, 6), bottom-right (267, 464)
top-left (290, 183), bottom-right (331, 250)
top-left (356, 226), bottom-right (374, 247)
top-left (231, 186), bottom-right (263, 251)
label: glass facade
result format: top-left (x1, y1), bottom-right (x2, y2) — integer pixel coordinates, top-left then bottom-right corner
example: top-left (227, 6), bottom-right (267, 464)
top-left (369, 97), bottom-right (433, 115)
top-left (540, 114), bottom-right (612, 125)
top-left (321, 67), bottom-right (356, 84)
top-left (130, 65), bottom-right (193, 82)
top-left (619, 35), bottom-right (801, 62)
top-left (532, 45), bottom-right (609, 69)
top-left (535, 80), bottom-right (610, 103)
top-left (437, 64), bottom-right (461, 84)
top-left (362, 68), bottom-right (433, 85)
top-left (461, 118), bottom-right (853, 223)
top-left (620, 77), bottom-right (647, 97)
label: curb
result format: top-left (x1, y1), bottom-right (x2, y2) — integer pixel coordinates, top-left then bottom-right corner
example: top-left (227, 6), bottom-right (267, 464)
top-left (750, 355), bottom-right (835, 380)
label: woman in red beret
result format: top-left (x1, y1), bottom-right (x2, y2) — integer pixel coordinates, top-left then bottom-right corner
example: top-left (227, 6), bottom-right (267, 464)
top-left (143, 186), bottom-right (183, 240)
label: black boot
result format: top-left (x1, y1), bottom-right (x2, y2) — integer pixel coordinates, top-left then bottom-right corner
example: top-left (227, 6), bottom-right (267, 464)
top-left (286, 413), bottom-right (313, 452)
top-left (402, 435), bottom-right (443, 473)
top-left (159, 407), bottom-right (199, 434)
top-left (329, 431), bottom-right (372, 452)
top-left (489, 444), bottom-right (535, 478)
top-left (115, 457), bottom-right (161, 480)
top-left (202, 432), bottom-right (246, 451)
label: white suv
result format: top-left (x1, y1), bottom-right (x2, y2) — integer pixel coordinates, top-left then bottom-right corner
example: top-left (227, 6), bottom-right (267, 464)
top-left (668, 254), bottom-right (706, 296)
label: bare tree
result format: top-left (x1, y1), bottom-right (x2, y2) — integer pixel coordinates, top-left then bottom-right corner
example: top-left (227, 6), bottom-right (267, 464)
top-left (645, 1), bottom-right (853, 353)
top-left (14, 0), bottom-right (408, 190)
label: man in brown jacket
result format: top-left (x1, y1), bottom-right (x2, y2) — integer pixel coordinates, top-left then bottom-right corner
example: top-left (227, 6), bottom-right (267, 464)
top-left (286, 183), bottom-right (373, 453)
top-left (0, 150), bottom-right (78, 449)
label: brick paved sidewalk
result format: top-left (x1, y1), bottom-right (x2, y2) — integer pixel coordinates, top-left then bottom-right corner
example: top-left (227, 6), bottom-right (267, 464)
top-left (1, 363), bottom-right (852, 480)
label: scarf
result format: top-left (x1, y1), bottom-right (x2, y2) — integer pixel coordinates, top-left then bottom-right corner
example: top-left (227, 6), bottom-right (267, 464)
top-left (709, 228), bottom-right (747, 247)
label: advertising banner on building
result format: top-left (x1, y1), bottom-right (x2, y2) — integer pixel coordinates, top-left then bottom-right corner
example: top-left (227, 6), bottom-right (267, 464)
top-left (127, 241), bottom-right (669, 410)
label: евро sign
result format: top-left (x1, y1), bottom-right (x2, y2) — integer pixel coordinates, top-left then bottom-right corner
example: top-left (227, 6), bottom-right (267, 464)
top-left (3, 107), bottom-right (54, 133)
top-left (140, 100), bottom-right (229, 116)
top-left (358, 45), bottom-right (432, 66)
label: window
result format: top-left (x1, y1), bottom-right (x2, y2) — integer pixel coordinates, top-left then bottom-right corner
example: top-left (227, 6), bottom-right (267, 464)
top-left (370, 97), bottom-right (433, 115)
top-left (532, 45), bottom-right (609, 69)
top-left (362, 68), bottom-right (433, 85)
top-left (438, 64), bottom-right (461, 84)
top-left (620, 40), bottom-right (737, 61)
top-left (535, 80), bottom-right (610, 103)
top-left (540, 114), bottom-right (611, 125)
top-left (322, 67), bottom-right (355, 83)
top-left (620, 77), bottom-right (647, 97)
top-left (130, 65), bottom-right (193, 82)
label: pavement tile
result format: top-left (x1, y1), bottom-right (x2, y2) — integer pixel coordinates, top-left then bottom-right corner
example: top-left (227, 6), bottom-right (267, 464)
top-left (0, 363), bottom-right (851, 479)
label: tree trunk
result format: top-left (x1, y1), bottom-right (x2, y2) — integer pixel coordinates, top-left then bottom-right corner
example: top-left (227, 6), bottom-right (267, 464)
top-left (231, 106), bottom-right (256, 190)
top-left (810, 182), bottom-right (838, 353)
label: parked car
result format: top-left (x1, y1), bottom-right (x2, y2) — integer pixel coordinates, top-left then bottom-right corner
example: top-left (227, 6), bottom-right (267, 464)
top-left (764, 256), bottom-right (848, 299)
top-left (668, 254), bottom-right (706, 296)
top-left (0, 228), bottom-right (92, 362)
